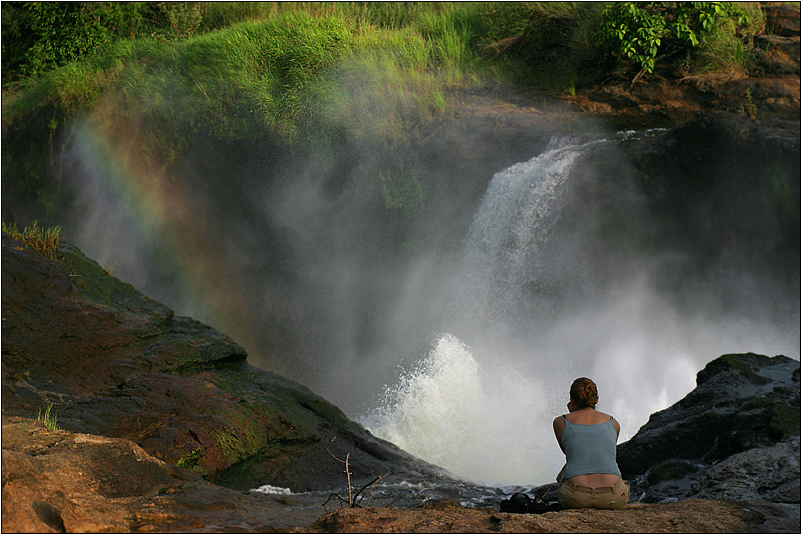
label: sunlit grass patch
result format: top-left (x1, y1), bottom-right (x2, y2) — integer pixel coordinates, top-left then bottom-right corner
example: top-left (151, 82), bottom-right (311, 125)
top-left (2, 221), bottom-right (63, 261)
top-left (685, 18), bottom-right (760, 86)
top-left (36, 402), bottom-right (59, 431)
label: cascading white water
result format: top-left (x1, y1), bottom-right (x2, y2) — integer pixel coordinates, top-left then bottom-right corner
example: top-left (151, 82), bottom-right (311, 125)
top-left (360, 132), bottom-right (795, 487)
top-left (458, 136), bottom-right (603, 323)
top-left (362, 138), bottom-right (608, 486)
top-left (362, 334), bottom-right (551, 485)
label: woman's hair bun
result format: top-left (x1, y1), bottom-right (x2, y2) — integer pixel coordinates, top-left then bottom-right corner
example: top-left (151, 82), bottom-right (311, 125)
top-left (570, 377), bottom-right (598, 408)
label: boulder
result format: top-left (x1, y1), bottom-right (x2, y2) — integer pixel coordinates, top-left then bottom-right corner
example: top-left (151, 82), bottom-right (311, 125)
top-left (617, 352), bottom-right (800, 504)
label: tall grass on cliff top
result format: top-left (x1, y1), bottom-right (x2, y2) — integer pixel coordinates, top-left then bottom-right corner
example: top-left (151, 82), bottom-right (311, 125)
top-left (2, 3), bottom-right (608, 146)
top-left (2, 5), bottom-right (490, 154)
top-left (2, 2), bottom-right (771, 211)
top-left (2, 3), bottom-right (506, 222)
top-left (2, 221), bottom-right (62, 261)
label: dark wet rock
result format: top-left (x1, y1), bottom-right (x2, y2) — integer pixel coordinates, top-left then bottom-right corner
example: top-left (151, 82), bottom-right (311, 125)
top-left (617, 352), bottom-right (800, 504)
top-left (764, 4), bottom-right (801, 37)
top-left (1, 232), bottom-right (449, 495)
top-left (623, 112), bottom-right (800, 307)
top-left (693, 436), bottom-right (800, 504)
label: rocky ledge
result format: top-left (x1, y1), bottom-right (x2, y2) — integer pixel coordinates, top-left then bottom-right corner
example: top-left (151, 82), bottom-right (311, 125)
top-left (619, 353), bottom-right (801, 504)
top-left (299, 498), bottom-right (795, 533)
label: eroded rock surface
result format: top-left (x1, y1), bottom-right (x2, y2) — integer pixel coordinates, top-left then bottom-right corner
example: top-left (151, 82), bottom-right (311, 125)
top-left (298, 499), bottom-right (796, 534)
top-left (2, 418), bottom-right (324, 532)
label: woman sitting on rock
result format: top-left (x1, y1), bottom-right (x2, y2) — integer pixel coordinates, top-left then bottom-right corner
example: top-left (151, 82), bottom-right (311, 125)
top-left (552, 377), bottom-right (630, 509)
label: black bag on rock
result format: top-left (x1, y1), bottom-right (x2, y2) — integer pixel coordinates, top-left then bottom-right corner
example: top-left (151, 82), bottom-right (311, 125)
top-left (499, 492), bottom-right (563, 514)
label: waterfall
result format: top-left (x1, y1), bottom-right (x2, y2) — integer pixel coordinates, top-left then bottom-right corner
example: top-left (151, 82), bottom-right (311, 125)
top-left (362, 333), bottom-right (551, 486)
top-left (361, 131), bottom-right (792, 486)
top-left (458, 136), bottom-right (604, 325)
top-left (363, 137), bottom-right (610, 486)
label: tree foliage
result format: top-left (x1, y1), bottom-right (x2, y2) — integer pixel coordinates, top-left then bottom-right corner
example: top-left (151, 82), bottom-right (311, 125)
top-left (1, 2), bottom-right (204, 87)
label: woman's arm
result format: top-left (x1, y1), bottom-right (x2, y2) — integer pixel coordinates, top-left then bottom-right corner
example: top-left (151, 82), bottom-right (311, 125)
top-left (552, 416), bottom-right (566, 453)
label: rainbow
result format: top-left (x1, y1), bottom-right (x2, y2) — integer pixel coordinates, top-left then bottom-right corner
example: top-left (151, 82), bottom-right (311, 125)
top-left (67, 106), bottom-right (271, 368)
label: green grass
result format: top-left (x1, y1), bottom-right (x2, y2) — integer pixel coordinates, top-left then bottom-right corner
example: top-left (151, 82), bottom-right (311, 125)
top-left (2, 4), bottom-right (493, 180)
top-left (2, 221), bottom-right (62, 261)
top-left (684, 3), bottom-right (765, 86)
top-left (36, 402), bottom-right (59, 431)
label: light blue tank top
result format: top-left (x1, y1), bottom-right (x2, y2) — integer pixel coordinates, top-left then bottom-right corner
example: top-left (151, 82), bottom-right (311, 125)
top-left (560, 415), bottom-right (621, 478)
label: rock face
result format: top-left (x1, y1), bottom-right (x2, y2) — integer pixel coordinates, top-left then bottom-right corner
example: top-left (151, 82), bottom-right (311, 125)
top-left (623, 112), bottom-right (800, 314)
top-left (1, 232), bottom-right (448, 497)
top-left (617, 352), bottom-right (801, 504)
top-left (764, 4), bottom-right (802, 37)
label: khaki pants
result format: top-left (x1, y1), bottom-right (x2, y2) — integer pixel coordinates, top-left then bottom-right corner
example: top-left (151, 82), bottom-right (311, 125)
top-left (556, 467), bottom-right (630, 510)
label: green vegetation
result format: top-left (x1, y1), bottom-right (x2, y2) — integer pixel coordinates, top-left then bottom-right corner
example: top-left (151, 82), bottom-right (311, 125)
top-left (1, 2), bottom-right (212, 87)
top-left (176, 447), bottom-right (207, 475)
top-left (36, 401), bottom-right (59, 431)
top-left (601, 2), bottom-right (762, 76)
top-left (1, 2), bottom-right (774, 221)
top-left (2, 220), bottom-right (62, 260)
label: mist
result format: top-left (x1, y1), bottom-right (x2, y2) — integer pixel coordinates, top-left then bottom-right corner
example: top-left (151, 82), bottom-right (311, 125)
top-left (56, 95), bottom-right (799, 487)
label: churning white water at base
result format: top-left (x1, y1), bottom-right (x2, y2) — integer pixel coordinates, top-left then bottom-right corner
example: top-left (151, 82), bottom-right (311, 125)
top-left (359, 131), bottom-right (797, 488)
top-left (361, 334), bottom-right (558, 486)
top-left (362, 138), bottom-right (603, 485)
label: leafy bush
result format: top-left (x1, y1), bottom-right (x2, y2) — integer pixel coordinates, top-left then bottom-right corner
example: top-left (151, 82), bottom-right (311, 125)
top-left (600, 2), bottom-right (760, 75)
top-left (1, 2), bottom-right (212, 88)
top-left (600, 2), bottom-right (667, 74)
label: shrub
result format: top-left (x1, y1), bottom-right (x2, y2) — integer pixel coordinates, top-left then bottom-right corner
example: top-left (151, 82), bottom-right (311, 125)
top-left (0, 2), bottom-right (212, 88)
top-left (600, 2), bottom-right (760, 76)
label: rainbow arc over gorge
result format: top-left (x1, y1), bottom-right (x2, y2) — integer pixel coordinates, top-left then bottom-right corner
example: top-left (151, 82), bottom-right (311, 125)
top-left (72, 109), bottom-right (268, 366)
